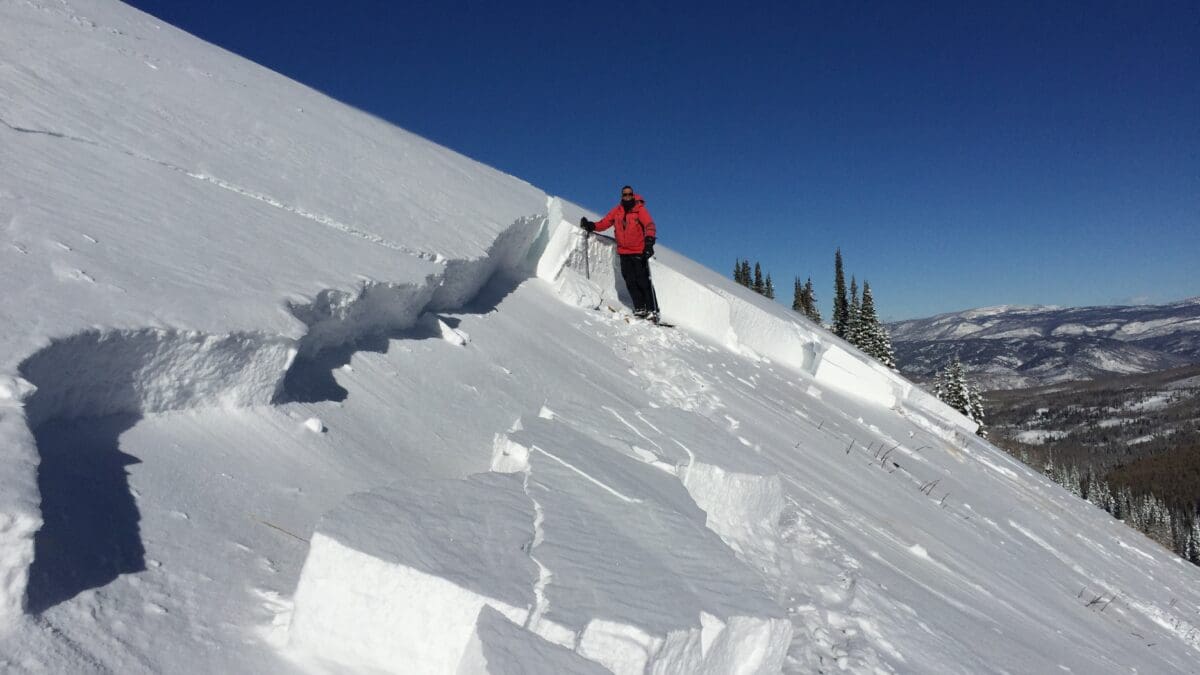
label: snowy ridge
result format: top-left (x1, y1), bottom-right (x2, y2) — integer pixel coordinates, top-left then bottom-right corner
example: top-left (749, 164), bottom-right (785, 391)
top-left (891, 298), bottom-right (1200, 388)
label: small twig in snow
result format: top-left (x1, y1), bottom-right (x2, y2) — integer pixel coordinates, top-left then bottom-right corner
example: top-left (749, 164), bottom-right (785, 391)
top-left (253, 516), bottom-right (309, 543)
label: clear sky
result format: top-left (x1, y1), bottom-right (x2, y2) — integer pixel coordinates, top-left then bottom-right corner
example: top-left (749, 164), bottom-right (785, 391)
top-left (124, 0), bottom-right (1198, 320)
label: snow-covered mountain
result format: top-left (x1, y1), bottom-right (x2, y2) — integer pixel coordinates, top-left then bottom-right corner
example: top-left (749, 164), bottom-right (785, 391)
top-left (890, 299), bottom-right (1200, 390)
top-left (3, 1), bottom-right (1200, 673)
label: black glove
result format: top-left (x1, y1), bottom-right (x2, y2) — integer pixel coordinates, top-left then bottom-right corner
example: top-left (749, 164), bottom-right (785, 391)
top-left (643, 236), bottom-right (656, 258)
top-left (580, 217), bottom-right (595, 233)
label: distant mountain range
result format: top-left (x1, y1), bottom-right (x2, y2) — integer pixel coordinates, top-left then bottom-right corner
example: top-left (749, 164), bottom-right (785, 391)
top-left (889, 297), bottom-right (1200, 390)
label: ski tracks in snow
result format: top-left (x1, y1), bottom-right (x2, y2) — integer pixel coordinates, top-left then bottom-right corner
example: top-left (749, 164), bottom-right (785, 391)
top-left (776, 494), bottom-right (900, 673)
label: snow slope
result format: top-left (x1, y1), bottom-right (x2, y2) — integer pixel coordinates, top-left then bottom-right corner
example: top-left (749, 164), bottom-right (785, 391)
top-left (3, 1), bottom-right (1200, 673)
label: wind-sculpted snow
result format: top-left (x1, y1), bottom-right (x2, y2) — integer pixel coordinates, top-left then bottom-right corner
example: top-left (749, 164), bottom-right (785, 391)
top-left (0, 402), bottom-right (40, 629)
top-left (0, 211), bottom-right (547, 623)
top-left (5, 1), bottom-right (1200, 673)
top-left (19, 330), bottom-right (297, 427)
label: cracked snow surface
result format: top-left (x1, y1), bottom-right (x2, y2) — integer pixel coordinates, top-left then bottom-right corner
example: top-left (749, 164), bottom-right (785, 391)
top-left (4, 2), bottom-right (1200, 674)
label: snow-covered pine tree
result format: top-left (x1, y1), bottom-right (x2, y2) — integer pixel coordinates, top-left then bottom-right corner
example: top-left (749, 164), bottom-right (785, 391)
top-left (967, 381), bottom-right (987, 438)
top-left (933, 357), bottom-right (987, 437)
top-left (874, 323), bottom-right (897, 369)
top-left (803, 278), bottom-right (821, 323)
top-left (753, 262), bottom-right (764, 295)
top-left (764, 274), bottom-right (775, 300)
top-left (847, 276), bottom-right (862, 346)
top-left (792, 278), bottom-right (803, 312)
top-left (833, 249), bottom-right (849, 337)
top-left (733, 259), bottom-right (742, 285)
top-left (858, 282), bottom-right (897, 368)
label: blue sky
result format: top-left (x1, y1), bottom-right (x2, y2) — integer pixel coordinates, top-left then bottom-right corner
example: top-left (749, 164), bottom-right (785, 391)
top-left (125, 1), bottom-right (1198, 320)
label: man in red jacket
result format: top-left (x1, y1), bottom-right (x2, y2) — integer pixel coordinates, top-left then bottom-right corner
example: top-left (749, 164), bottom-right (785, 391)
top-left (580, 185), bottom-right (659, 320)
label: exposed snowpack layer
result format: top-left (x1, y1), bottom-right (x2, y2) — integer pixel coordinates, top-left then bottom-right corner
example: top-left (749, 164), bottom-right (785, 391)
top-left (3, 1), bottom-right (1200, 674)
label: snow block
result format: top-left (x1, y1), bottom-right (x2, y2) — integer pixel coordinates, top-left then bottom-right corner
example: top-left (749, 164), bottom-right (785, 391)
top-left (810, 341), bottom-right (898, 408)
top-left (288, 473), bottom-right (541, 674)
top-left (0, 403), bottom-right (40, 629)
top-left (682, 462), bottom-right (786, 561)
top-left (536, 218), bottom-right (609, 311)
top-left (18, 329), bottom-right (296, 427)
top-left (458, 606), bottom-right (608, 675)
top-left (504, 419), bottom-right (793, 675)
top-left (491, 433), bottom-right (530, 473)
top-left (290, 282), bottom-right (436, 358)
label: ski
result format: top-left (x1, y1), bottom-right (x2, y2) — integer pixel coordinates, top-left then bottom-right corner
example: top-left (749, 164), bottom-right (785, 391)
top-left (604, 305), bottom-right (675, 328)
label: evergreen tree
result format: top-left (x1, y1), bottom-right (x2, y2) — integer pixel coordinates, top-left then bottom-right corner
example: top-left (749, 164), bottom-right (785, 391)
top-left (857, 282), bottom-right (897, 369)
top-left (847, 276), bottom-right (862, 346)
top-left (875, 322), bottom-right (896, 368)
top-left (802, 278), bottom-right (821, 323)
top-left (733, 259), bottom-right (752, 287)
top-left (933, 357), bottom-right (987, 437)
top-left (753, 262), bottom-right (764, 295)
top-left (832, 249), bottom-right (849, 337)
top-left (792, 278), bottom-right (804, 312)
top-left (967, 382), bottom-right (987, 438)
top-left (764, 274), bottom-right (775, 300)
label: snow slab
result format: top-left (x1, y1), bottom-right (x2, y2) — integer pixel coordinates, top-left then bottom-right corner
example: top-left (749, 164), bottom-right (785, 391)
top-left (3, 1), bottom-right (1200, 674)
top-left (288, 473), bottom-right (538, 673)
top-left (501, 418), bottom-right (792, 673)
top-left (292, 416), bottom-right (792, 674)
top-left (458, 606), bottom-right (609, 675)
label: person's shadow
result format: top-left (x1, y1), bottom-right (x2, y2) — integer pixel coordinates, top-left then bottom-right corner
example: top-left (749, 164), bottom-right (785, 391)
top-left (25, 413), bottom-right (145, 613)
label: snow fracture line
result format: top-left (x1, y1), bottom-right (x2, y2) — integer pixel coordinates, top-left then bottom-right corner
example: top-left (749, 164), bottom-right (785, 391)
top-left (0, 116), bottom-right (437, 261)
top-left (521, 468), bottom-right (553, 633)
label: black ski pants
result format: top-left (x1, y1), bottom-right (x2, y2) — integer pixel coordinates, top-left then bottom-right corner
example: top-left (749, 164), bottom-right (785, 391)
top-left (619, 254), bottom-right (657, 313)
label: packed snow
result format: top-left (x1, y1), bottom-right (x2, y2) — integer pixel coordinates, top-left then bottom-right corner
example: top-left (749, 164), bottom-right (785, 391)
top-left (3, 1), bottom-right (1200, 674)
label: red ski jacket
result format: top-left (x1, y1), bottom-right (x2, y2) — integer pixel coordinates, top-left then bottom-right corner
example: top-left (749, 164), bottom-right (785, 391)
top-left (594, 195), bottom-right (656, 255)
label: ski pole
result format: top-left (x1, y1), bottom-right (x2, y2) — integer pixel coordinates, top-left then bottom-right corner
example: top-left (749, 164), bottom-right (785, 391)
top-left (583, 230), bottom-right (591, 279)
top-left (647, 257), bottom-right (660, 314)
